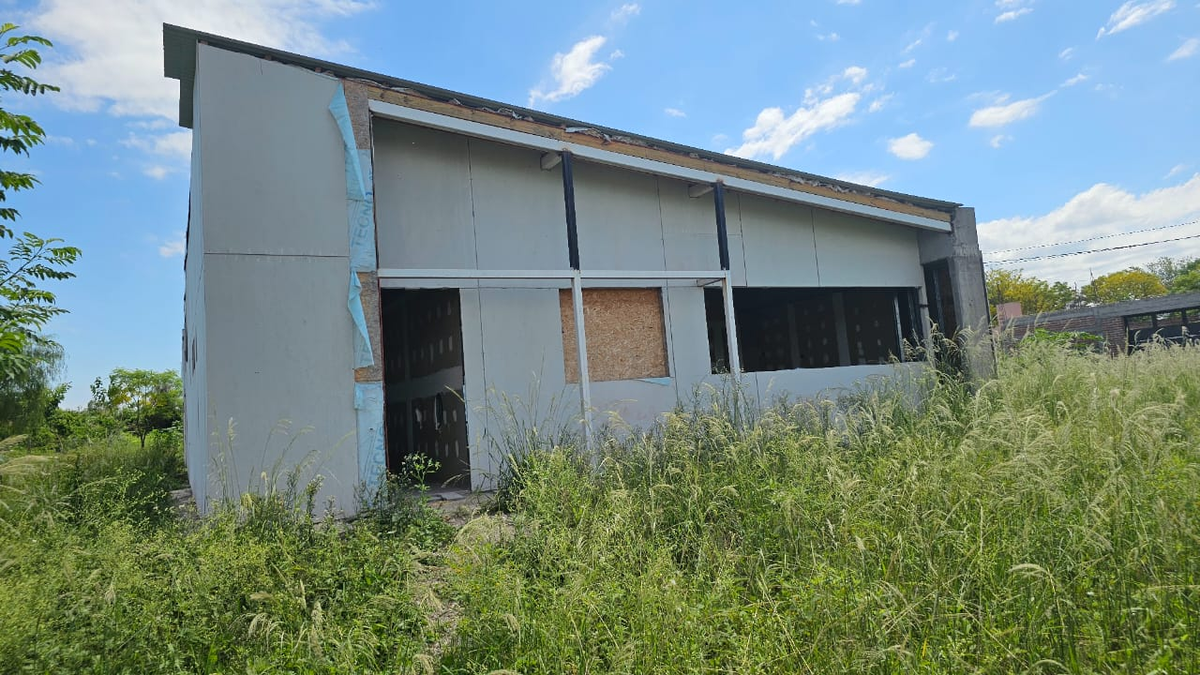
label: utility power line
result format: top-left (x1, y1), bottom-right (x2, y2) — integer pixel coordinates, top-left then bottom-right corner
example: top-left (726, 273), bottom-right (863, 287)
top-left (984, 219), bottom-right (1197, 256)
top-left (984, 231), bottom-right (1200, 266)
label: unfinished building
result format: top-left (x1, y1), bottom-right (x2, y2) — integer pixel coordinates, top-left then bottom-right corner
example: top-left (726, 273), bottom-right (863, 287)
top-left (164, 25), bottom-right (989, 513)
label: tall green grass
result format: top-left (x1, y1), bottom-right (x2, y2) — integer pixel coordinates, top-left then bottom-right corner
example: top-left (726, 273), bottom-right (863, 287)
top-left (0, 433), bottom-right (445, 673)
top-left (3, 342), bottom-right (1198, 673)
top-left (442, 342), bottom-right (1200, 673)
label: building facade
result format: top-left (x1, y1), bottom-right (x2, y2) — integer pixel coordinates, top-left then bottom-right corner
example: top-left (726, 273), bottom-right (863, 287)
top-left (165, 25), bottom-right (989, 513)
top-left (1003, 291), bottom-right (1200, 353)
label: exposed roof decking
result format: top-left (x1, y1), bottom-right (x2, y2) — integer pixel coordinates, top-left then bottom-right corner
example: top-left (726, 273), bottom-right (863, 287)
top-left (163, 23), bottom-right (960, 226)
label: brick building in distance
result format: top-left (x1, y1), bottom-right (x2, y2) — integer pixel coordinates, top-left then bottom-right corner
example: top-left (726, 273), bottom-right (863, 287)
top-left (1002, 291), bottom-right (1200, 353)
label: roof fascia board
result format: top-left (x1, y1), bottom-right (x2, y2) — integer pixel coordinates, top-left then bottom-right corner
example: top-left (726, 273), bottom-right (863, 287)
top-left (368, 99), bottom-right (952, 233)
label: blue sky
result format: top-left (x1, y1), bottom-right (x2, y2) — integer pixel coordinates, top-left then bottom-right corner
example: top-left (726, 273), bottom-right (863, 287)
top-left (9, 0), bottom-right (1200, 406)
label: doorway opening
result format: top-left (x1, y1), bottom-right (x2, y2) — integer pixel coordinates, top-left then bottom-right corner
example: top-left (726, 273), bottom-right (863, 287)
top-left (381, 288), bottom-right (470, 488)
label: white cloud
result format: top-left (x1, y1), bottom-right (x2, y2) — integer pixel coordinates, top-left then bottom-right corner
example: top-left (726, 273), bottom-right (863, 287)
top-left (28, 0), bottom-right (375, 119)
top-left (159, 232), bottom-right (186, 257)
top-left (926, 67), bottom-right (957, 83)
top-left (1167, 37), bottom-right (1199, 61)
top-left (1061, 72), bottom-right (1088, 87)
top-left (834, 170), bottom-right (890, 187)
top-left (903, 38), bottom-right (922, 53)
top-left (45, 135), bottom-right (76, 147)
top-left (664, 107), bottom-right (686, 118)
top-left (817, 32), bottom-right (841, 41)
top-left (979, 175), bottom-right (1200, 285)
top-left (1059, 47), bottom-right (1076, 60)
top-left (1165, 163), bottom-right (1189, 179)
top-left (610, 3), bottom-right (640, 22)
top-left (947, 30), bottom-right (959, 41)
top-left (529, 36), bottom-right (614, 105)
top-left (121, 130), bottom-right (192, 159)
top-left (726, 92), bottom-right (861, 160)
top-left (995, 7), bottom-right (1033, 23)
top-left (887, 132), bottom-right (933, 160)
top-left (969, 93), bottom-right (1051, 128)
top-left (898, 58), bottom-right (916, 68)
top-left (144, 165), bottom-right (173, 180)
top-left (1097, 0), bottom-right (1175, 38)
top-left (989, 134), bottom-right (1012, 148)
top-left (868, 94), bottom-right (893, 112)
top-left (843, 66), bottom-right (868, 84)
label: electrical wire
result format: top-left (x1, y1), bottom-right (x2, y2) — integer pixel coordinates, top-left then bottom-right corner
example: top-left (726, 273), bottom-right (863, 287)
top-left (984, 219), bottom-right (1198, 256)
top-left (984, 231), bottom-right (1200, 266)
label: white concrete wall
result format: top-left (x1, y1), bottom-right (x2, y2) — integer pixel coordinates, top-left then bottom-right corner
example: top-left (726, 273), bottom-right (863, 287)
top-left (191, 45), bottom-right (358, 513)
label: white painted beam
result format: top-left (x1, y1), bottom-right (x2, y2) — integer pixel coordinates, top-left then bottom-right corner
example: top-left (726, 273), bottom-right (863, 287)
top-left (571, 272), bottom-right (593, 450)
top-left (367, 99), bottom-right (952, 233)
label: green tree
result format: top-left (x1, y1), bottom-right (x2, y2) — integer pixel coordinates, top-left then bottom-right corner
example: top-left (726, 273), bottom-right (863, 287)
top-left (92, 369), bottom-right (183, 448)
top-left (1145, 256), bottom-right (1193, 288)
top-left (0, 339), bottom-right (63, 439)
top-left (1081, 268), bottom-right (1168, 305)
top-left (1171, 267), bottom-right (1200, 294)
top-left (986, 268), bottom-right (1078, 318)
top-left (0, 24), bottom-right (79, 380)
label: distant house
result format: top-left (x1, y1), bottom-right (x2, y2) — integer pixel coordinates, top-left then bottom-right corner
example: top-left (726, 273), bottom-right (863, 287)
top-left (163, 24), bottom-right (989, 514)
top-left (1003, 291), bottom-right (1200, 353)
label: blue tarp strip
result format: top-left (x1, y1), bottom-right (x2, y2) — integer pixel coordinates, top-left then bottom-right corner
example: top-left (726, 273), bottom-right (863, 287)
top-left (330, 84), bottom-right (376, 368)
top-left (354, 382), bottom-right (387, 489)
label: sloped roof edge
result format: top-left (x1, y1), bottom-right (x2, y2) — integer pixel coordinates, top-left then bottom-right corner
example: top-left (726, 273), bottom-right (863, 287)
top-left (162, 23), bottom-right (961, 214)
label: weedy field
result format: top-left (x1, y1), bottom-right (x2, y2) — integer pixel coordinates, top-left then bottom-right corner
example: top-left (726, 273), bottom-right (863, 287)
top-left (2, 340), bottom-right (1199, 673)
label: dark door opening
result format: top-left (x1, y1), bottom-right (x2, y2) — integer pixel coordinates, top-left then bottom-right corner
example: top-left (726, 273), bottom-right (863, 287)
top-left (381, 288), bottom-right (470, 488)
top-left (923, 260), bottom-right (959, 336)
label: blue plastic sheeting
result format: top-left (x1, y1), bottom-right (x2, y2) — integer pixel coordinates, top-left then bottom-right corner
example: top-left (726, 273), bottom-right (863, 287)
top-left (328, 86), bottom-right (377, 272)
top-left (330, 84), bottom-right (377, 368)
top-left (636, 377), bottom-right (673, 387)
top-left (348, 271), bottom-right (373, 368)
top-left (355, 382), bottom-right (387, 489)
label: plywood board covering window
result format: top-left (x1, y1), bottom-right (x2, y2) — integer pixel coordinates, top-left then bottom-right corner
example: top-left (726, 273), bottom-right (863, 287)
top-left (559, 288), bottom-right (669, 383)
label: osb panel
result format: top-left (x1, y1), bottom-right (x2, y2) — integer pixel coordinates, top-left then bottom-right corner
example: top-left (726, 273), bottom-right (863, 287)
top-left (560, 288), bottom-right (669, 383)
top-left (354, 271), bottom-right (384, 383)
top-left (342, 80), bottom-right (373, 150)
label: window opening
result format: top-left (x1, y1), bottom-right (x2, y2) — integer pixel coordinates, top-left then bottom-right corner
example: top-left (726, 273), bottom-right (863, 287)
top-left (705, 287), bottom-right (923, 374)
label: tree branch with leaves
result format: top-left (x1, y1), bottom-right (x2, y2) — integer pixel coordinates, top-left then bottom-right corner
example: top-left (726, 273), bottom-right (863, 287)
top-left (0, 23), bottom-right (79, 382)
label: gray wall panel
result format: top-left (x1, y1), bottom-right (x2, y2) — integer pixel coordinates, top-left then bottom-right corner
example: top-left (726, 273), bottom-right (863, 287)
top-left (202, 253), bottom-right (358, 512)
top-left (664, 286), bottom-right (712, 386)
top-left (374, 121), bottom-right (477, 269)
top-left (739, 194), bottom-right (819, 287)
top-left (658, 177), bottom-right (721, 271)
top-left (469, 139), bottom-right (570, 270)
top-left (475, 288), bottom-right (573, 480)
top-left (458, 287), bottom-right (492, 486)
top-left (755, 363), bottom-right (924, 404)
top-left (812, 209), bottom-right (924, 287)
top-left (195, 46), bottom-right (346, 257)
top-left (573, 161), bottom-right (665, 271)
